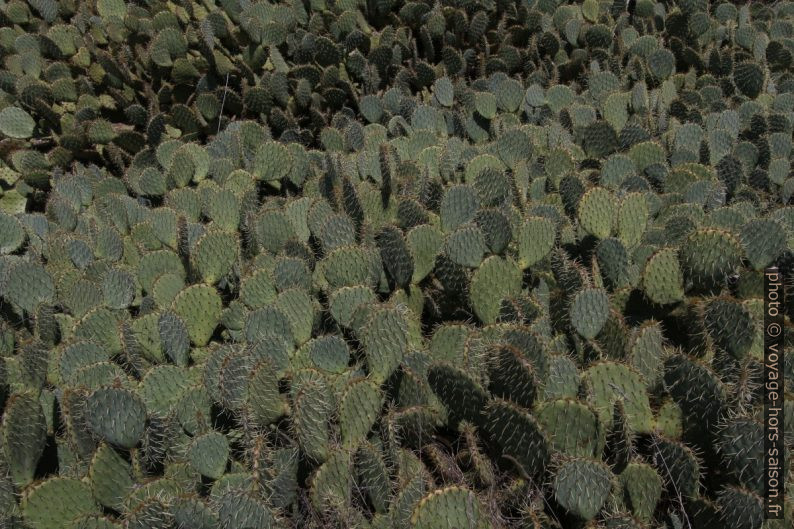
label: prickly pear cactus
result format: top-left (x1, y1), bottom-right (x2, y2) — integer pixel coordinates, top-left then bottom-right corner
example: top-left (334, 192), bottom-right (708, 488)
top-left (0, 1), bottom-right (791, 528)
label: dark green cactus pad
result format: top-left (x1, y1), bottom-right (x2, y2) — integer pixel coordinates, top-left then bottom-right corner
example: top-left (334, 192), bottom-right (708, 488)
top-left (703, 297), bottom-right (756, 360)
top-left (651, 437), bottom-right (701, 499)
top-left (734, 62), bottom-right (765, 99)
top-left (716, 486), bottom-right (764, 529)
top-left (3, 392), bottom-right (47, 487)
top-left (595, 238), bottom-right (633, 290)
top-left (717, 416), bottom-right (764, 493)
top-left (679, 228), bottom-right (743, 290)
top-left (428, 362), bottom-right (488, 428)
top-left (356, 442), bottom-right (391, 514)
top-left (85, 387), bottom-right (146, 449)
top-left (488, 344), bottom-right (539, 409)
top-left (604, 399), bottom-right (632, 473)
top-left (664, 354), bottom-right (727, 434)
top-left (485, 398), bottom-right (549, 478)
top-left (377, 226), bottom-right (414, 289)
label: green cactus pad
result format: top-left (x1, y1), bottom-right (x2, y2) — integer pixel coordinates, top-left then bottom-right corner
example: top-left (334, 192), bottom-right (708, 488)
top-left (410, 486), bottom-right (487, 529)
top-left (292, 374), bottom-right (333, 462)
top-left (88, 443), bottom-right (134, 510)
top-left (192, 229), bottom-right (238, 284)
top-left (86, 387), bottom-right (146, 449)
top-left (627, 321), bottom-right (665, 388)
top-left (356, 442), bottom-right (391, 514)
top-left (189, 431), bottom-right (229, 480)
top-left (216, 490), bottom-right (278, 529)
top-left (171, 496), bottom-right (219, 529)
top-left (440, 185), bottom-right (480, 232)
top-left (2, 261), bottom-right (54, 314)
top-left (360, 306), bottom-right (409, 383)
top-left (617, 192), bottom-right (648, 248)
top-left (309, 448), bottom-right (354, 511)
top-left (252, 141), bottom-right (292, 181)
top-left (703, 297), bottom-right (755, 359)
top-left (619, 462), bottom-right (663, 522)
top-left (570, 287), bottom-right (610, 339)
top-left (739, 218), bottom-right (786, 270)
top-left (552, 458), bottom-right (613, 520)
top-left (582, 361), bottom-right (653, 433)
top-left (485, 398), bottom-right (549, 477)
top-left (487, 345), bottom-right (539, 409)
top-left (641, 248), bottom-right (684, 305)
top-left (171, 284), bottom-right (222, 346)
top-left (428, 362), bottom-right (488, 428)
top-left (679, 228), bottom-right (743, 290)
top-left (321, 245), bottom-right (382, 289)
top-left (329, 286), bottom-right (377, 328)
top-left (536, 398), bottom-right (603, 458)
top-left (578, 188), bottom-right (616, 239)
top-left (444, 225), bottom-right (488, 268)
top-left (339, 378), bottom-right (384, 449)
top-left (246, 360), bottom-right (287, 427)
top-left (0, 212), bottom-right (25, 254)
top-left (0, 106), bottom-right (35, 139)
top-left (544, 353), bottom-right (582, 400)
top-left (21, 478), bottom-right (99, 529)
top-left (3, 392), bottom-right (47, 487)
top-left (407, 224), bottom-right (444, 284)
top-left (470, 256), bottom-right (522, 324)
top-left (239, 268), bottom-right (277, 309)
top-left (517, 216), bottom-right (556, 269)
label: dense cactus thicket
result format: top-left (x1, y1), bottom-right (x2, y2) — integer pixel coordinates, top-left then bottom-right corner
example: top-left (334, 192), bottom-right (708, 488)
top-left (0, 0), bottom-right (793, 528)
